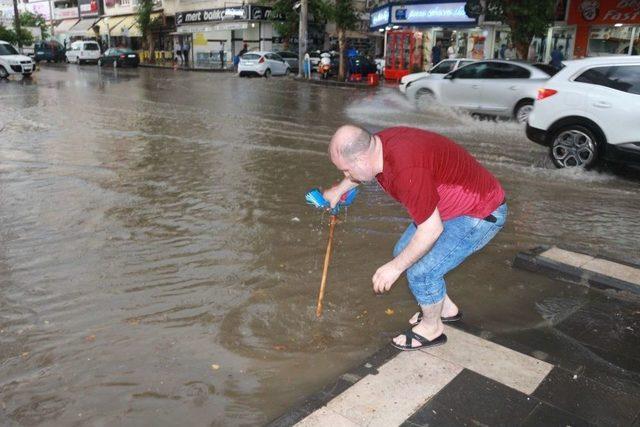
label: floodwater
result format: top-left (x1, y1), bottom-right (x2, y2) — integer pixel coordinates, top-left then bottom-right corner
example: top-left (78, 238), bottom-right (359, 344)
top-left (0, 66), bottom-right (638, 426)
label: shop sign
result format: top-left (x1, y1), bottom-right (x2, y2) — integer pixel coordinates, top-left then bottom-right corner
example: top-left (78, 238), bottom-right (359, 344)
top-left (569, 0), bottom-right (640, 24)
top-left (390, 2), bottom-right (475, 25)
top-left (248, 5), bottom-right (285, 21)
top-left (176, 7), bottom-right (247, 26)
top-left (370, 7), bottom-right (389, 28)
top-left (54, 7), bottom-right (79, 19)
top-left (79, 0), bottom-right (99, 17)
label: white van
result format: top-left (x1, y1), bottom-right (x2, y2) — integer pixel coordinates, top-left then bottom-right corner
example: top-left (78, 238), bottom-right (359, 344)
top-left (0, 40), bottom-right (35, 78)
top-left (65, 40), bottom-right (101, 64)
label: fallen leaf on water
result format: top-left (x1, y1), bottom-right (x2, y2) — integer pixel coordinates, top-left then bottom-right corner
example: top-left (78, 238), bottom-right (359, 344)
top-left (385, 308), bottom-right (395, 316)
top-left (127, 319), bottom-right (140, 325)
top-left (273, 345), bottom-right (287, 351)
top-left (84, 335), bottom-right (96, 343)
top-left (211, 364), bottom-right (220, 371)
top-left (21, 352), bottom-right (29, 358)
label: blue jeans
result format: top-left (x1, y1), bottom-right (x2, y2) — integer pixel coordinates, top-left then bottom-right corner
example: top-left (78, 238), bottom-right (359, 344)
top-left (393, 204), bottom-right (508, 306)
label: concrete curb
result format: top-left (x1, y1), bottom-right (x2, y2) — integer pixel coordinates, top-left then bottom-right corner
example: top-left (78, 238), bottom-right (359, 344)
top-left (138, 64), bottom-right (234, 73)
top-left (513, 246), bottom-right (640, 295)
top-left (293, 77), bottom-right (378, 90)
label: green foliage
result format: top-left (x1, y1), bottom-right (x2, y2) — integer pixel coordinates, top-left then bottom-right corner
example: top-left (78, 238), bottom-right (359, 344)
top-left (19, 11), bottom-right (49, 39)
top-left (267, 0), bottom-right (328, 43)
top-left (326, 0), bottom-right (357, 32)
top-left (487, 0), bottom-right (555, 57)
top-left (136, 0), bottom-right (162, 38)
top-left (0, 23), bottom-right (34, 46)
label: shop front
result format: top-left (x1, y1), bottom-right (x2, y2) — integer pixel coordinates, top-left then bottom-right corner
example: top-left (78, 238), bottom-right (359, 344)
top-left (569, 0), bottom-right (640, 57)
top-left (175, 5), bottom-right (283, 69)
top-left (369, 1), bottom-right (479, 80)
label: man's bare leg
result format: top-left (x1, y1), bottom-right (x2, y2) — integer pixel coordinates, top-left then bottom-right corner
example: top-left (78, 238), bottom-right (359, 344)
top-left (408, 294), bottom-right (459, 325)
top-left (395, 300), bottom-right (445, 347)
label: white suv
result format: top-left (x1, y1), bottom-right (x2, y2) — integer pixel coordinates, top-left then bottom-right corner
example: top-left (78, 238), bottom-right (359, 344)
top-left (527, 56), bottom-right (640, 169)
top-left (0, 40), bottom-right (36, 78)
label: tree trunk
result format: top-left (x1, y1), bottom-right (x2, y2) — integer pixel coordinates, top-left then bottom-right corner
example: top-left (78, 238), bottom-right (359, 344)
top-left (337, 27), bottom-right (346, 82)
top-left (147, 32), bottom-right (155, 64)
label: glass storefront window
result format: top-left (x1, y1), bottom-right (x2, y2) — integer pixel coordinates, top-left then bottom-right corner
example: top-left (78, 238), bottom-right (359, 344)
top-left (588, 26), bottom-right (639, 56)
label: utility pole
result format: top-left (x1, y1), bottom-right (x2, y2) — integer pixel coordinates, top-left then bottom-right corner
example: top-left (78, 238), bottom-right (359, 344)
top-left (297, 0), bottom-right (308, 78)
top-left (12, 0), bottom-right (22, 50)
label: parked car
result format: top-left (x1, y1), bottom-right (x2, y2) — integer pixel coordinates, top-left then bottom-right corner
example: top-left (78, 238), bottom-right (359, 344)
top-left (65, 40), bottom-right (101, 64)
top-left (399, 58), bottom-right (477, 94)
top-left (0, 40), bottom-right (36, 78)
top-left (98, 48), bottom-right (140, 68)
top-left (405, 60), bottom-right (552, 123)
top-left (527, 56), bottom-right (640, 169)
top-left (238, 51), bottom-right (291, 77)
top-left (34, 40), bottom-right (66, 63)
top-left (276, 51), bottom-right (299, 72)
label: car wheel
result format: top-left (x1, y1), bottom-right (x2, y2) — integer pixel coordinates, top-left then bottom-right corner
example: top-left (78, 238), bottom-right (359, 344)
top-left (549, 125), bottom-right (600, 169)
top-left (284, 67), bottom-right (290, 76)
top-left (514, 100), bottom-right (534, 124)
top-left (264, 69), bottom-right (271, 78)
top-left (0, 66), bottom-right (8, 79)
top-left (415, 89), bottom-right (435, 110)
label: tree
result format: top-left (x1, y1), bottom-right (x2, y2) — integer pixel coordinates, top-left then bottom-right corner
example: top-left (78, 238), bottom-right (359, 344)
top-left (325, 0), bottom-right (357, 81)
top-left (136, 0), bottom-right (162, 63)
top-left (0, 23), bottom-right (34, 46)
top-left (267, 0), bottom-right (327, 50)
top-left (486, 0), bottom-right (555, 59)
top-left (20, 11), bottom-right (49, 40)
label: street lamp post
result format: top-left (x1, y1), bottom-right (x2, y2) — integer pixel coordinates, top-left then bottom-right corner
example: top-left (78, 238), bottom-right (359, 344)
top-left (297, 0), bottom-right (307, 78)
top-left (105, 17), bottom-right (111, 49)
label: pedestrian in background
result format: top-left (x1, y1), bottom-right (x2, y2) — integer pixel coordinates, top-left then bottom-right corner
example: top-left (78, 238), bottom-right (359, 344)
top-left (504, 43), bottom-right (517, 60)
top-left (550, 45), bottom-right (564, 69)
top-left (174, 41), bottom-right (182, 65)
top-left (183, 40), bottom-right (190, 67)
top-left (432, 41), bottom-right (442, 65)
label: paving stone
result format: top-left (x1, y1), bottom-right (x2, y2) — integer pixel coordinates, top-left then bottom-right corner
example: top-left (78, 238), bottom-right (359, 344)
top-left (533, 367), bottom-right (640, 427)
top-left (421, 326), bottom-right (553, 394)
top-left (407, 369), bottom-right (538, 427)
top-left (540, 247), bottom-right (594, 268)
top-left (582, 258), bottom-right (640, 286)
top-left (325, 350), bottom-right (462, 427)
top-left (521, 402), bottom-right (593, 427)
top-left (296, 407), bottom-right (360, 427)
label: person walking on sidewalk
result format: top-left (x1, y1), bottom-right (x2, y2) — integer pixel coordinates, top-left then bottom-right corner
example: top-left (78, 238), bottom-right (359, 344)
top-left (322, 125), bottom-right (507, 351)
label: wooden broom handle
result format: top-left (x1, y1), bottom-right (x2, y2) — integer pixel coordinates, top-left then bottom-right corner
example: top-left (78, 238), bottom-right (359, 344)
top-left (316, 215), bottom-right (337, 317)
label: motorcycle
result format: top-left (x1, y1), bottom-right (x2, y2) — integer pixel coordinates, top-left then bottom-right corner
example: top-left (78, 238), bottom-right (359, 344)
top-left (318, 52), bottom-right (332, 80)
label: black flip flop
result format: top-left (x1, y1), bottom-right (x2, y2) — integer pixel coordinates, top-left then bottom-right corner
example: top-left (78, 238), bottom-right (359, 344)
top-left (391, 329), bottom-right (448, 351)
top-left (410, 310), bottom-right (463, 326)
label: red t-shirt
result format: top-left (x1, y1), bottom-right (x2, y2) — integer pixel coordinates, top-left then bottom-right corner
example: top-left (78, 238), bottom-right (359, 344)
top-left (375, 127), bottom-right (505, 224)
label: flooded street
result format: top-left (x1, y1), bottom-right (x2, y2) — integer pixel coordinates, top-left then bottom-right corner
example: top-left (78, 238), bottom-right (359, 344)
top-left (1, 66), bottom-right (638, 426)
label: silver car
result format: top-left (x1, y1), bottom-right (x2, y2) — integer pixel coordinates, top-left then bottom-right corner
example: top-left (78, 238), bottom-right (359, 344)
top-left (399, 58), bottom-right (477, 94)
top-left (276, 51), bottom-right (299, 72)
top-left (405, 60), bottom-right (552, 123)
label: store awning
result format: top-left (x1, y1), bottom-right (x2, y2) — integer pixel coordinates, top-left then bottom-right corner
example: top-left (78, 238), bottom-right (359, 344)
top-left (109, 15), bottom-right (136, 37)
top-left (126, 13), bottom-right (162, 38)
top-left (54, 18), bottom-right (79, 34)
top-left (67, 18), bottom-right (98, 35)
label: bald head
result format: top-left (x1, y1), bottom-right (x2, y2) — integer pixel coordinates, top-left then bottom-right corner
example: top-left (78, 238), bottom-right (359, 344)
top-left (329, 125), bottom-right (373, 162)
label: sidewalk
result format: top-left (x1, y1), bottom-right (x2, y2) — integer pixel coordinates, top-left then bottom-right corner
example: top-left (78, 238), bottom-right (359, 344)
top-left (138, 62), bottom-right (234, 73)
top-left (268, 248), bottom-right (640, 426)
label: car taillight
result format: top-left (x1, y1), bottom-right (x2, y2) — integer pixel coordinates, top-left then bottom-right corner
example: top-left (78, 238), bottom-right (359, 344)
top-left (120, 54), bottom-right (126, 59)
top-left (259, 56), bottom-right (265, 63)
top-left (537, 88), bottom-right (558, 101)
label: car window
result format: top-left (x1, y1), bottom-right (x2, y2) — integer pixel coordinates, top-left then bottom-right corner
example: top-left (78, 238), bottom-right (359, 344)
top-left (0, 43), bottom-right (19, 55)
top-left (485, 62), bottom-right (531, 79)
top-left (272, 54), bottom-right (283, 61)
top-left (575, 65), bottom-right (640, 95)
top-left (532, 63), bottom-right (560, 76)
top-left (430, 60), bottom-right (455, 74)
top-left (279, 52), bottom-right (294, 58)
top-left (243, 53), bottom-right (260, 60)
top-left (458, 60), bottom-right (474, 68)
top-left (453, 62), bottom-right (489, 79)
top-left (84, 43), bottom-right (100, 51)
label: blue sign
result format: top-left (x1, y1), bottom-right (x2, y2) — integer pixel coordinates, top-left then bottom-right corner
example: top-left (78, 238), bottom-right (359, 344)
top-left (390, 2), bottom-right (474, 24)
top-left (369, 7), bottom-right (390, 28)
